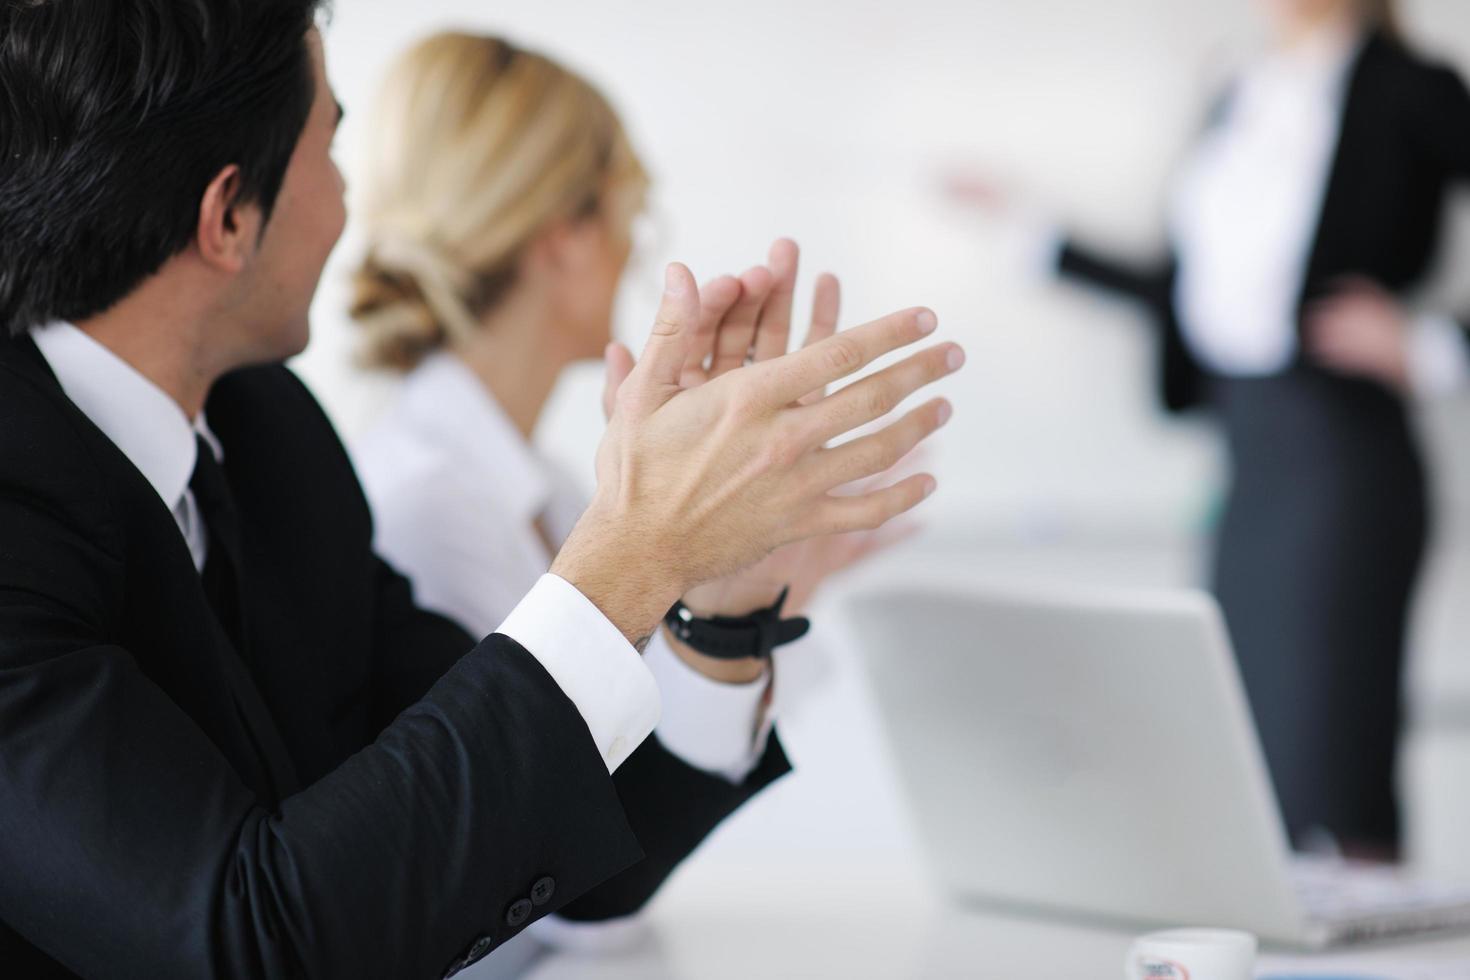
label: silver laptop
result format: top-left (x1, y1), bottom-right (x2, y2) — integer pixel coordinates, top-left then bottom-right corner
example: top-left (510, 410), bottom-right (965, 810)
top-left (844, 582), bottom-right (1470, 948)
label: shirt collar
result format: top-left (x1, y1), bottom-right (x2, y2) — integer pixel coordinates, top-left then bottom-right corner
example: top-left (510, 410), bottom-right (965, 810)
top-left (398, 350), bottom-right (554, 525)
top-left (30, 321), bottom-right (219, 512)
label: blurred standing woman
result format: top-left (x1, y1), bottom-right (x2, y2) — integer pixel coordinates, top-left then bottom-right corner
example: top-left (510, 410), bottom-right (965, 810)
top-left (955, 0), bottom-right (1470, 856)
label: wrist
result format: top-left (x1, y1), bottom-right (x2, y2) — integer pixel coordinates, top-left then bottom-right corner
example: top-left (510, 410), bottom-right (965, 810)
top-left (661, 625), bottom-right (769, 684)
top-left (683, 577), bottom-right (786, 619)
top-left (552, 501), bottom-right (684, 649)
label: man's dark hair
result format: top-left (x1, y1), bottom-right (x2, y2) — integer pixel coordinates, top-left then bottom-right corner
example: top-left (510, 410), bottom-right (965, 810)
top-left (0, 0), bottom-right (326, 336)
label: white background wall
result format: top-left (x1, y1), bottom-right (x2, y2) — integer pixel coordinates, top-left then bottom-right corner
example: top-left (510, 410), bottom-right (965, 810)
top-left (295, 0), bottom-right (1470, 887)
top-left (300, 0), bottom-right (1470, 540)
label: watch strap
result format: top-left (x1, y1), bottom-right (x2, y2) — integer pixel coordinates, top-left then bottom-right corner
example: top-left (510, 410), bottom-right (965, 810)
top-left (663, 586), bottom-right (811, 661)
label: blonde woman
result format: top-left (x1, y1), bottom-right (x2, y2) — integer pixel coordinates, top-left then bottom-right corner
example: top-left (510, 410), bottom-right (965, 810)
top-left (348, 33), bottom-right (927, 943)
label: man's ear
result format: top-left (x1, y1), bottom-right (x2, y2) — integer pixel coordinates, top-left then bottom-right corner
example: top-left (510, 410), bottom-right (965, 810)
top-left (196, 164), bottom-right (261, 274)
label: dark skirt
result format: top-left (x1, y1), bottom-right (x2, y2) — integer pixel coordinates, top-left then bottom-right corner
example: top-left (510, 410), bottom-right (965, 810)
top-left (1211, 369), bottom-right (1428, 850)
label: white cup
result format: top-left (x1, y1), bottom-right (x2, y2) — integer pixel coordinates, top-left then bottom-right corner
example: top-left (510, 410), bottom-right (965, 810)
top-left (1124, 929), bottom-right (1258, 980)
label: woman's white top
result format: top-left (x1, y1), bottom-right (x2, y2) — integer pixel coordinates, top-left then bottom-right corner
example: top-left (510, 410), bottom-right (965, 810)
top-left (1166, 26), bottom-right (1467, 391)
top-left (1168, 27), bottom-right (1359, 377)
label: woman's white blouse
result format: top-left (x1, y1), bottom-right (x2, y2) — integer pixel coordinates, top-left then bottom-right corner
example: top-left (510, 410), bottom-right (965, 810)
top-left (1168, 28), bottom-right (1358, 377)
top-left (1165, 27), bottom-right (1469, 391)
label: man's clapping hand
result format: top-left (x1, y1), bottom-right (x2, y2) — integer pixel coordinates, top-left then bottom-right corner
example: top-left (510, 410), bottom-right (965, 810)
top-left (554, 246), bottom-right (962, 650)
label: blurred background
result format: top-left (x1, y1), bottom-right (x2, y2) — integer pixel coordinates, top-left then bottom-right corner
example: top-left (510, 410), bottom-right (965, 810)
top-left (295, 0), bottom-right (1470, 910)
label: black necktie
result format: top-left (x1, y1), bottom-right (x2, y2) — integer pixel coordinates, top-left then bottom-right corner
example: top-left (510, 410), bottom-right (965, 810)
top-left (189, 434), bottom-right (249, 654)
top-left (186, 435), bottom-right (297, 801)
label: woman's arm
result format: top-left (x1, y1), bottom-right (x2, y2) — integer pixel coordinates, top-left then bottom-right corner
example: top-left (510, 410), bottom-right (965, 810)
top-left (1305, 280), bottom-right (1470, 395)
top-left (1056, 238), bottom-right (1177, 313)
top-left (1406, 62), bottom-right (1470, 178)
top-left (1307, 61), bottom-right (1470, 394)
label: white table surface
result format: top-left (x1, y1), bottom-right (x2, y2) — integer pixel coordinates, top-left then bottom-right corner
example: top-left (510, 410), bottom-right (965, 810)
top-left (460, 858), bottom-right (1470, 980)
top-left (465, 551), bottom-right (1470, 980)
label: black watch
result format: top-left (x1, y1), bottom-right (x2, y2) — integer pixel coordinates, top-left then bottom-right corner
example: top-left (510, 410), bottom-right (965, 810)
top-left (663, 586), bottom-right (811, 661)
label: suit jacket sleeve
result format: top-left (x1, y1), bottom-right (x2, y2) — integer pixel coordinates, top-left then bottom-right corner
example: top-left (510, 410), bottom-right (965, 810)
top-left (366, 535), bottom-right (794, 925)
top-left (1406, 62), bottom-right (1470, 180)
top-left (556, 733), bottom-right (791, 922)
top-left (366, 550), bottom-right (484, 728)
top-left (1056, 238), bottom-right (1175, 311)
top-left (1405, 62), bottom-right (1470, 341)
top-left (258, 362), bottom-right (791, 941)
top-left (0, 422), bottom-right (646, 979)
top-left (1054, 238), bottom-right (1203, 412)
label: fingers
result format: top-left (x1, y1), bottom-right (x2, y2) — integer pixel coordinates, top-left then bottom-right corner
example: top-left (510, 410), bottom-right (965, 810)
top-left (682, 275), bottom-right (743, 387)
top-left (803, 398), bottom-right (951, 490)
top-left (1308, 321), bottom-right (1380, 364)
top-left (779, 521), bottom-right (910, 617)
top-left (861, 519), bottom-right (923, 555)
top-left (797, 272), bottom-right (842, 406)
top-left (709, 266), bottom-right (774, 378)
top-left (628, 263), bottom-right (700, 397)
top-left (804, 273), bottom-right (841, 349)
top-left (752, 238), bottom-right (800, 364)
top-left (830, 443), bottom-right (930, 498)
top-left (1305, 312), bottom-right (1357, 349)
top-left (601, 342), bottom-right (636, 421)
top-left (1305, 294), bottom-right (1363, 326)
top-left (1302, 304), bottom-right (1352, 350)
top-left (1303, 300), bottom-right (1410, 389)
top-left (1304, 314), bottom-right (1367, 368)
top-left (757, 307), bottom-right (943, 407)
top-left (796, 341), bottom-right (964, 444)
top-left (1304, 286), bottom-right (1401, 347)
top-left (806, 473), bottom-right (938, 538)
top-left (1305, 279), bottom-right (1393, 335)
top-left (817, 520), bottom-right (920, 580)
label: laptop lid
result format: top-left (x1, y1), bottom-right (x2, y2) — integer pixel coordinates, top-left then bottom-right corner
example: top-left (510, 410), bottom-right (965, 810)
top-left (845, 582), bottom-right (1310, 943)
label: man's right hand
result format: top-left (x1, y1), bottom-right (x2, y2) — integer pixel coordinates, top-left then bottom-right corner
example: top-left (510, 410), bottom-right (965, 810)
top-left (551, 262), bottom-right (963, 648)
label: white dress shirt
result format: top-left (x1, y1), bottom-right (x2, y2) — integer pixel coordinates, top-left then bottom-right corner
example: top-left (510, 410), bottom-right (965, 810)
top-left (354, 351), bottom-right (775, 787)
top-left (29, 321), bottom-right (660, 777)
top-left (32, 322), bottom-right (223, 572)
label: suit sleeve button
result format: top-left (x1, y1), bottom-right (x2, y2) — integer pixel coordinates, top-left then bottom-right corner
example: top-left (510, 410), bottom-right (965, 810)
top-left (506, 898), bottom-right (534, 928)
top-left (530, 876), bottom-right (556, 906)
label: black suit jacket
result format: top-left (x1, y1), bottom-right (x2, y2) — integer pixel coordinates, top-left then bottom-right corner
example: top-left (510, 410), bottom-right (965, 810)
top-left (0, 332), bottom-right (789, 979)
top-left (1055, 32), bottom-right (1470, 412)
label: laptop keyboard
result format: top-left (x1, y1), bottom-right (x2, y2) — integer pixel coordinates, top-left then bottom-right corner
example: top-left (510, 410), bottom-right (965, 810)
top-left (1293, 858), bottom-right (1470, 922)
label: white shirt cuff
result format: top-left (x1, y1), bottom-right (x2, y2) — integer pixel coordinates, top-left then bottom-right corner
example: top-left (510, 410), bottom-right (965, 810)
top-left (1407, 312), bottom-right (1470, 397)
top-left (494, 574), bottom-right (660, 773)
top-left (643, 628), bottom-right (772, 784)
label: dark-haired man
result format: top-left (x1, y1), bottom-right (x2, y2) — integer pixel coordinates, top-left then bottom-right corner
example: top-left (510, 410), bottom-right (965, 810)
top-left (0, 3), bottom-right (961, 977)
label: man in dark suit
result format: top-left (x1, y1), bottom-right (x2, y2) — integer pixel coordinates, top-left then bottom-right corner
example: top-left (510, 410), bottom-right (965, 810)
top-left (0, 1), bottom-right (961, 976)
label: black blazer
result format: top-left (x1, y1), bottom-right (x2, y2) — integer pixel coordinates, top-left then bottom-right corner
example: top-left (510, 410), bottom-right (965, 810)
top-left (1056, 32), bottom-right (1470, 412)
top-left (0, 332), bottom-right (789, 979)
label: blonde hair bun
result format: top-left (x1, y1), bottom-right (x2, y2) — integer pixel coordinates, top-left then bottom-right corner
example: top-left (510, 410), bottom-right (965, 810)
top-left (348, 32), bottom-right (648, 371)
